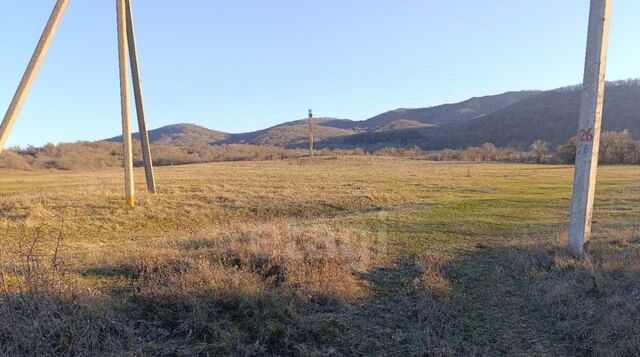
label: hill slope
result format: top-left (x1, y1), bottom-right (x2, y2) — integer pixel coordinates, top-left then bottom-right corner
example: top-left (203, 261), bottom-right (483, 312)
top-left (222, 91), bottom-right (539, 146)
top-left (103, 81), bottom-right (640, 150)
top-left (221, 118), bottom-right (356, 146)
top-left (102, 92), bottom-right (540, 148)
top-left (107, 123), bottom-right (228, 146)
top-left (324, 81), bottom-right (640, 150)
top-left (376, 120), bottom-right (433, 132)
top-left (359, 91), bottom-right (539, 129)
top-left (458, 82), bottom-right (640, 148)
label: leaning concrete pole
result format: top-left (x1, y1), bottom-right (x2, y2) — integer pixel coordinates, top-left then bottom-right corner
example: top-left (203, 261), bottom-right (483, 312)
top-left (125, 0), bottom-right (156, 194)
top-left (0, 0), bottom-right (69, 153)
top-left (308, 109), bottom-right (314, 157)
top-left (568, 0), bottom-right (612, 257)
top-left (117, 0), bottom-right (136, 207)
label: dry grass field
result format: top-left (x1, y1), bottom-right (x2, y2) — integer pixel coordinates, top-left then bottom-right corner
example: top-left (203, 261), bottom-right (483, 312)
top-left (1, 156), bottom-right (639, 356)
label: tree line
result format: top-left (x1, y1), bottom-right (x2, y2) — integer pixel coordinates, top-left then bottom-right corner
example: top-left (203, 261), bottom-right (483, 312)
top-left (0, 130), bottom-right (637, 171)
top-left (373, 130), bottom-right (640, 165)
top-left (0, 142), bottom-right (366, 171)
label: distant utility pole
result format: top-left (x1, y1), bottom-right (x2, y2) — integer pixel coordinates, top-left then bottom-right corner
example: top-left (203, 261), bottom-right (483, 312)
top-left (308, 109), bottom-right (314, 157)
top-left (0, 0), bottom-right (69, 152)
top-left (568, 0), bottom-right (612, 257)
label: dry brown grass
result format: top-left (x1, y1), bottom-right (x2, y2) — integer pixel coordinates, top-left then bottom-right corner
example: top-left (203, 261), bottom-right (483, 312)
top-left (129, 222), bottom-right (382, 355)
top-left (0, 142), bottom-right (368, 171)
top-left (0, 228), bottom-right (137, 356)
top-left (0, 158), bottom-right (639, 355)
top-left (1, 219), bottom-right (382, 355)
top-left (406, 231), bottom-right (640, 356)
top-left (414, 253), bottom-right (454, 300)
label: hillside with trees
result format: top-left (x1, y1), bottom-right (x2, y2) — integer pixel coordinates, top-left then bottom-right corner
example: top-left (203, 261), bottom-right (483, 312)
top-left (22, 80), bottom-right (640, 163)
top-left (107, 123), bottom-right (228, 146)
top-left (359, 90), bottom-right (539, 129)
top-left (323, 80), bottom-right (640, 150)
top-left (221, 118), bottom-right (357, 146)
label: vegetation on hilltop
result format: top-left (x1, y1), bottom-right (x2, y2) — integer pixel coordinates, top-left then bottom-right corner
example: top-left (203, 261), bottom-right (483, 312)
top-left (107, 123), bottom-right (229, 146)
top-left (375, 119), bottom-right (433, 132)
top-left (222, 119), bottom-right (356, 146)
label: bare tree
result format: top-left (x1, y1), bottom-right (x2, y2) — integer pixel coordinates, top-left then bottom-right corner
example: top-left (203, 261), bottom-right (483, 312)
top-left (530, 139), bottom-right (549, 163)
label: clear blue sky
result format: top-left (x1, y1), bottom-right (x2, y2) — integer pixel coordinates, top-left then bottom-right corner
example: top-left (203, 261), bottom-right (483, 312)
top-left (1, 0), bottom-right (639, 146)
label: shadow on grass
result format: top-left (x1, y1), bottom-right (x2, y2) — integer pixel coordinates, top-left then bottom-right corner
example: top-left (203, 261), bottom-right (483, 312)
top-left (325, 237), bottom-right (640, 356)
top-left (81, 265), bottom-right (140, 279)
top-left (415, 240), bottom-right (640, 356)
top-left (6, 237), bottom-right (640, 356)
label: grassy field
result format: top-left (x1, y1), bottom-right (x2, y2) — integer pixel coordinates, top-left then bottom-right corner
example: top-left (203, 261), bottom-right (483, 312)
top-left (1, 156), bottom-right (639, 356)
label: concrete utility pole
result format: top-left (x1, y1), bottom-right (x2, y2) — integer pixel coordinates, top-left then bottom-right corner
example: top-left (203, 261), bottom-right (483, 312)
top-left (0, 0), bottom-right (69, 153)
top-left (568, 0), bottom-right (612, 257)
top-left (0, 0), bottom-right (155, 207)
top-left (308, 109), bottom-right (314, 157)
top-left (117, 0), bottom-right (136, 207)
top-left (125, 0), bottom-right (156, 194)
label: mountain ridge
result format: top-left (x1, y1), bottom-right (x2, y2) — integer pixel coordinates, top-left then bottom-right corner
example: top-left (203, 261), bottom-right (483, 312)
top-left (106, 90), bottom-right (540, 146)
top-left (105, 81), bottom-right (640, 150)
top-left (319, 80), bottom-right (640, 150)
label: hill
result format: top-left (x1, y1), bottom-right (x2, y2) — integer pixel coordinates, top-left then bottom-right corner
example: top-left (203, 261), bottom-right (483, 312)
top-left (102, 91), bottom-right (541, 148)
top-left (103, 81), bottom-right (640, 151)
top-left (375, 119), bottom-right (434, 132)
top-left (215, 91), bottom-right (539, 146)
top-left (456, 81), bottom-right (640, 148)
top-left (221, 118), bottom-right (356, 146)
top-left (106, 123), bottom-right (228, 146)
top-left (323, 81), bottom-right (640, 150)
top-left (358, 91), bottom-right (539, 129)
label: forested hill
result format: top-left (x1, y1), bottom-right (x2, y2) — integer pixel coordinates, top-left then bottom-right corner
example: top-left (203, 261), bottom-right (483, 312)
top-left (105, 81), bottom-right (640, 151)
top-left (358, 90), bottom-right (539, 129)
top-left (106, 123), bottom-right (228, 146)
top-left (321, 81), bottom-right (640, 150)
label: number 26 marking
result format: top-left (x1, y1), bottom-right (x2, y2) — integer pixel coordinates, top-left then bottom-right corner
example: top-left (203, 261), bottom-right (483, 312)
top-left (579, 128), bottom-right (594, 142)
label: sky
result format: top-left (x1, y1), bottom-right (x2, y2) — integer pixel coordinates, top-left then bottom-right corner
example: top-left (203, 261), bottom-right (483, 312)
top-left (1, 0), bottom-right (639, 147)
